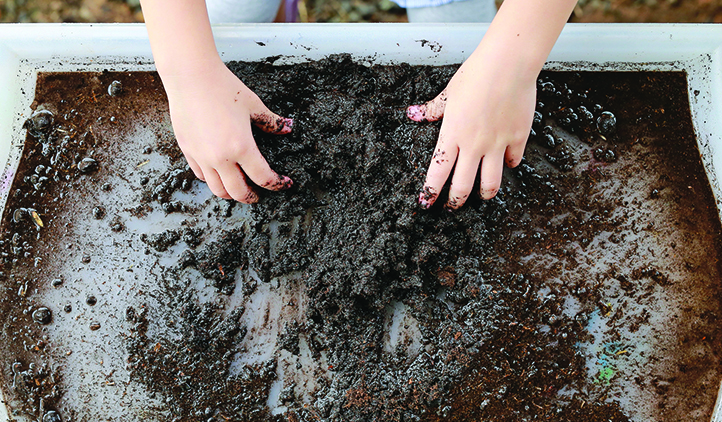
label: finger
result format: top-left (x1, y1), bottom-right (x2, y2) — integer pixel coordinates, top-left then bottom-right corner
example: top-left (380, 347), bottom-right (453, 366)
top-left (235, 136), bottom-right (293, 192)
top-left (445, 151), bottom-right (482, 210)
top-left (249, 101), bottom-right (294, 135)
top-left (479, 152), bottom-right (505, 200)
top-left (218, 163), bottom-right (259, 204)
top-left (185, 155), bottom-right (205, 181)
top-left (407, 89), bottom-right (448, 123)
top-left (504, 141), bottom-right (526, 168)
top-left (204, 169), bottom-right (232, 200)
top-left (419, 137), bottom-right (458, 209)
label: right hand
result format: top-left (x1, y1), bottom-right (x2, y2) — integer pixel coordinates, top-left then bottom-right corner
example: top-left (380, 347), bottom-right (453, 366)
top-left (164, 60), bottom-right (293, 203)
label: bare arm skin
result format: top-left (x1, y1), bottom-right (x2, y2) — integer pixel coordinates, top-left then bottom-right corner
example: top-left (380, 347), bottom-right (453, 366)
top-left (140, 0), bottom-right (293, 203)
top-left (409, 0), bottom-right (578, 210)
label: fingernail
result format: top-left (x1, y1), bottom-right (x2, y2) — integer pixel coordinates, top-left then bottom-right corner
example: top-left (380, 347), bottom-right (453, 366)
top-left (418, 193), bottom-right (431, 209)
top-left (407, 105), bottom-right (425, 122)
top-left (280, 175), bottom-right (293, 190)
top-left (277, 118), bottom-right (293, 135)
top-left (445, 198), bottom-right (459, 212)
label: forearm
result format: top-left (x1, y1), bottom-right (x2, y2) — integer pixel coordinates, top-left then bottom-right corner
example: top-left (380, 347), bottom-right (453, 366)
top-left (472, 0), bottom-right (577, 81)
top-left (139, 0), bottom-right (223, 91)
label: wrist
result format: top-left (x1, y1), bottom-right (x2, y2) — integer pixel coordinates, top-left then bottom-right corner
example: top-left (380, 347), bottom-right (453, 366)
top-left (468, 42), bottom-right (543, 85)
top-left (156, 54), bottom-right (226, 95)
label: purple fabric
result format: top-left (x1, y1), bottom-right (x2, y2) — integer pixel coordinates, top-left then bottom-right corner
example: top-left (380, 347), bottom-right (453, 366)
top-left (285, 0), bottom-right (299, 22)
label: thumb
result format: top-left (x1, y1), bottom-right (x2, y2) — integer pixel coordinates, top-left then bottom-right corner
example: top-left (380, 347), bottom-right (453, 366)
top-left (406, 89), bottom-right (448, 122)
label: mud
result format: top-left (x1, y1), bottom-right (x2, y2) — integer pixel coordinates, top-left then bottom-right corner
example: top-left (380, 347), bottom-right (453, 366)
top-left (0, 56), bottom-right (721, 422)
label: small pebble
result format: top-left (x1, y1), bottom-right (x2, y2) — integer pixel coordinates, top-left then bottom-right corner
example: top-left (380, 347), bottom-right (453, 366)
top-left (32, 307), bottom-right (52, 325)
top-left (542, 134), bottom-right (556, 149)
top-left (78, 158), bottom-right (98, 174)
top-left (86, 295), bottom-right (97, 306)
top-left (64, 304), bottom-right (72, 313)
top-left (540, 82), bottom-right (555, 95)
top-left (12, 208), bottom-right (26, 224)
top-left (593, 148), bottom-right (617, 163)
top-left (108, 80), bottom-right (123, 97)
top-left (24, 110), bottom-right (54, 137)
top-left (43, 410), bottom-right (62, 422)
top-left (89, 322), bottom-right (101, 331)
top-left (597, 111), bottom-right (617, 136)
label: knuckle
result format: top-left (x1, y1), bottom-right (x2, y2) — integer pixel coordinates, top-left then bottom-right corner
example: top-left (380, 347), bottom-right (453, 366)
top-left (419, 185), bottom-right (439, 202)
top-left (450, 181), bottom-right (474, 196)
top-left (210, 186), bottom-right (228, 199)
top-left (511, 131), bottom-right (531, 145)
top-left (224, 143), bottom-right (252, 161)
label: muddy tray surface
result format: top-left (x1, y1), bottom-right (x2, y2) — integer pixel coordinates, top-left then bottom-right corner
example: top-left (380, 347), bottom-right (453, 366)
top-left (0, 55), bottom-right (721, 422)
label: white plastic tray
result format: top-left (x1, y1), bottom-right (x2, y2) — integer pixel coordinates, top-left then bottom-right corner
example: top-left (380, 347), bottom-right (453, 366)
top-left (0, 23), bottom-right (721, 422)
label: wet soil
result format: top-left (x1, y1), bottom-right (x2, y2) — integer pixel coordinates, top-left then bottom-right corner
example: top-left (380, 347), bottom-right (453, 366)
top-left (0, 57), bottom-right (721, 422)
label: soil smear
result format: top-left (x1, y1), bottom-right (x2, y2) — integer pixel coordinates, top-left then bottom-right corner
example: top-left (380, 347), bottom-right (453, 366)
top-left (0, 56), bottom-right (721, 422)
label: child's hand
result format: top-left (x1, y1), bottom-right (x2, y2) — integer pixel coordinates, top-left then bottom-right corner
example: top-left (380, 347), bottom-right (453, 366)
top-left (408, 49), bottom-right (535, 210)
top-left (164, 61), bottom-right (293, 203)
top-left (406, 0), bottom-right (577, 210)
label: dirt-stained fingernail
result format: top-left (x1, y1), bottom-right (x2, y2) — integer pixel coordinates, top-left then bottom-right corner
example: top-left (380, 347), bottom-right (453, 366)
top-left (281, 118), bottom-right (294, 133)
top-left (280, 175), bottom-right (293, 190)
top-left (418, 193), bottom-right (431, 209)
top-left (407, 105), bottom-right (425, 122)
top-left (419, 187), bottom-right (438, 209)
top-left (265, 175), bottom-right (293, 190)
